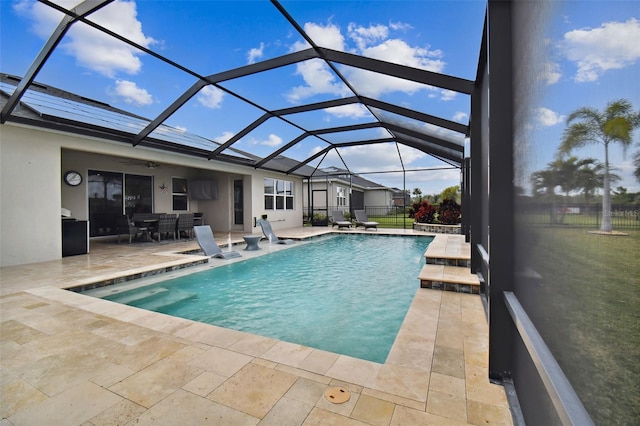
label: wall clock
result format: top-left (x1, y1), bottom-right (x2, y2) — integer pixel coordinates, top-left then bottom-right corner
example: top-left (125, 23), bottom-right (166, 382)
top-left (63, 170), bottom-right (83, 186)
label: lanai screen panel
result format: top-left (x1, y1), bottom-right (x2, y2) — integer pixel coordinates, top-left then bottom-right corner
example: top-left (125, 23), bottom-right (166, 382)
top-left (320, 127), bottom-right (394, 144)
top-left (219, 113), bottom-right (308, 159)
top-left (0, 0), bottom-right (485, 188)
top-left (284, 103), bottom-right (377, 129)
top-left (217, 60), bottom-right (349, 111)
top-left (133, 1), bottom-right (292, 73)
top-left (371, 107), bottom-right (466, 146)
top-left (156, 84), bottom-right (268, 150)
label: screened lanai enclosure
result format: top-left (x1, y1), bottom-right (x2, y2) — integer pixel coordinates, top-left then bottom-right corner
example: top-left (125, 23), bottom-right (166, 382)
top-left (2, 0), bottom-right (637, 424)
top-left (1, 0), bottom-right (470, 212)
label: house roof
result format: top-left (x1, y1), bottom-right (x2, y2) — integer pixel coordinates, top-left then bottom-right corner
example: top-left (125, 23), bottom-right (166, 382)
top-left (0, 0), bottom-right (475, 180)
top-left (306, 166), bottom-right (388, 190)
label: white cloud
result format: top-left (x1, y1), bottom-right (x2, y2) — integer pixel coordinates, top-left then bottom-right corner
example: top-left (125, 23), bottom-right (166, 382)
top-left (197, 85), bottom-right (225, 109)
top-left (559, 18), bottom-right (640, 82)
top-left (19, 0), bottom-right (156, 78)
top-left (213, 131), bottom-right (235, 143)
top-left (112, 80), bottom-right (153, 106)
top-left (247, 42), bottom-right (264, 64)
top-left (389, 21), bottom-right (413, 32)
top-left (324, 104), bottom-right (370, 119)
top-left (260, 134), bottom-right (283, 148)
top-left (291, 22), bottom-right (346, 52)
top-left (287, 58), bottom-right (349, 102)
top-left (329, 143), bottom-right (408, 172)
top-left (343, 38), bottom-right (446, 98)
top-left (348, 23), bottom-right (389, 50)
top-left (288, 21), bottom-right (448, 102)
top-left (361, 38), bottom-right (444, 71)
top-left (541, 61), bottom-right (562, 85)
top-left (535, 107), bottom-right (566, 127)
top-left (440, 89), bottom-right (457, 101)
top-left (453, 112), bottom-right (468, 123)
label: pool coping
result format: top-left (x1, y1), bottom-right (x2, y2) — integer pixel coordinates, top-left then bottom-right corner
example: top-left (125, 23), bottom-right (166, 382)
top-left (55, 231), bottom-right (442, 393)
top-left (24, 277), bottom-right (444, 407)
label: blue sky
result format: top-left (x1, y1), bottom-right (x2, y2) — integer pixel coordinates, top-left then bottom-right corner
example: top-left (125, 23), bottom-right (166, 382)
top-left (1, 0), bottom-right (639, 194)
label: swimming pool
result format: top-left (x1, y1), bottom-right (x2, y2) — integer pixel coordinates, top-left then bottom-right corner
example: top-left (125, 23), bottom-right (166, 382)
top-left (92, 234), bottom-right (432, 363)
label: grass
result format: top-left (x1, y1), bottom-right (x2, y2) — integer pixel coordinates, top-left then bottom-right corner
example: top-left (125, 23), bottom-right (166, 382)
top-left (525, 212), bottom-right (640, 229)
top-left (526, 226), bottom-right (639, 425)
top-left (366, 213), bottom-right (414, 228)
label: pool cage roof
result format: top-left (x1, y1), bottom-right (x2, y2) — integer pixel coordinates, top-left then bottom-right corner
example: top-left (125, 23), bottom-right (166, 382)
top-left (1, 0), bottom-right (475, 181)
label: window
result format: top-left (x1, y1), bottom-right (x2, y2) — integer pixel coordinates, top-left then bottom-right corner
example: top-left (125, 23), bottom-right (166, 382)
top-left (337, 186), bottom-right (346, 207)
top-left (172, 177), bottom-right (188, 211)
top-left (264, 178), bottom-right (294, 210)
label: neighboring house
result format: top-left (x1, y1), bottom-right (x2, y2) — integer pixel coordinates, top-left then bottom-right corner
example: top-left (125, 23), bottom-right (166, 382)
top-left (391, 189), bottom-right (412, 207)
top-left (302, 166), bottom-right (395, 216)
top-left (0, 75), bottom-right (305, 267)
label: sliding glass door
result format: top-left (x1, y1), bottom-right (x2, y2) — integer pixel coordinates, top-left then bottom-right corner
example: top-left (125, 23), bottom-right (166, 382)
top-left (88, 170), bottom-right (152, 237)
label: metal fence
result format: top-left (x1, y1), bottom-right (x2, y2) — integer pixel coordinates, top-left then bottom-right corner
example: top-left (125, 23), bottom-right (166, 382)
top-left (303, 205), bottom-right (414, 228)
top-left (519, 203), bottom-right (640, 229)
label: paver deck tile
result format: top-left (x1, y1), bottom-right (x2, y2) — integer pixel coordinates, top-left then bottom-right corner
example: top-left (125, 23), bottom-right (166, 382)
top-left (0, 228), bottom-right (512, 425)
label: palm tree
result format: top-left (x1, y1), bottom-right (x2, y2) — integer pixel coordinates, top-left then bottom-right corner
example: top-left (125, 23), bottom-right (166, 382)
top-left (576, 160), bottom-right (619, 202)
top-left (559, 99), bottom-right (640, 232)
top-left (634, 150), bottom-right (640, 183)
top-left (531, 169), bottom-right (557, 198)
top-left (412, 187), bottom-right (422, 203)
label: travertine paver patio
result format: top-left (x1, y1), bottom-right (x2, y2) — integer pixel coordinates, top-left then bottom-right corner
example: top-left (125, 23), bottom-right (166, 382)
top-left (1, 228), bottom-right (512, 425)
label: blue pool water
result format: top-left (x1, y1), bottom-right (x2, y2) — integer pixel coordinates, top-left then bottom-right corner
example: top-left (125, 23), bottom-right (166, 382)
top-left (100, 234), bottom-right (432, 363)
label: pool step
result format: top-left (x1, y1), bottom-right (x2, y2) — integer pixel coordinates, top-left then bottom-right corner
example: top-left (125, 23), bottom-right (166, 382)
top-left (423, 234), bottom-right (471, 267)
top-left (420, 235), bottom-right (478, 294)
top-left (140, 290), bottom-right (198, 311)
top-left (107, 287), bottom-right (198, 311)
top-left (108, 287), bottom-right (169, 305)
top-left (418, 264), bottom-right (480, 294)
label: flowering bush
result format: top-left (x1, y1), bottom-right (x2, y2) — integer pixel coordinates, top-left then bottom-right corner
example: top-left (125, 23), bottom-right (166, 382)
top-left (412, 201), bottom-right (436, 223)
top-left (437, 199), bottom-right (461, 224)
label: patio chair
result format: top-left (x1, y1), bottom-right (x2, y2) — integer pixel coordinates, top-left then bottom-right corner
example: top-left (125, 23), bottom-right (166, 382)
top-left (257, 219), bottom-right (295, 244)
top-left (155, 214), bottom-right (177, 242)
top-left (176, 213), bottom-right (194, 239)
top-left (194, 225), bottom-right (242, 259)
top-left (116, 215), bottom-right (146, 244)
top-left (354, 210), bottom-right (379, 230)
top-left (331, 210), bottom-right (352, 229)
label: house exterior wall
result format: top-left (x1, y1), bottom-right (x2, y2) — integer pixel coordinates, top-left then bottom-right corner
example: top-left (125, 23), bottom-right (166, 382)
top-left (1, 125), bottom-right (62, 267)
top-left (302, 180), bottom-right (343, 209)
top-left (252, 172), bottom-right (303, 231)
top-left (0, 122), bottom-right (302, 267)
top-left (303, 180), bottom-right (394, 213)
top-left (364, 188), bottom-right (392, 209)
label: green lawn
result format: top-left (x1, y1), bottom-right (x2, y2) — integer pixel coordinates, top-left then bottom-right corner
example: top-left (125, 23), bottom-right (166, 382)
top-left (366, 213), bottom-right (414, 228)
top-left (526, 227), bottom-right (639, 425)
top-left (525, 211), bottom-right (640, 229)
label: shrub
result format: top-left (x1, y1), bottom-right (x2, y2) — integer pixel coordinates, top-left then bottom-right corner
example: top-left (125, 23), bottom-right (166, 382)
top-left (437, 199), bottom-right (461, 224)
top-left (413, 201), bottom-right (436, 223)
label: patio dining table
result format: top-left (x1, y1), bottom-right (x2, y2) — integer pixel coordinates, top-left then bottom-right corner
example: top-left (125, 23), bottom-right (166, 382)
top-left (135, 219), bottom-right (158, 242)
